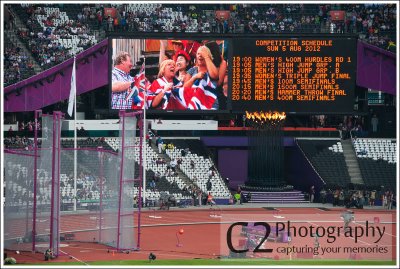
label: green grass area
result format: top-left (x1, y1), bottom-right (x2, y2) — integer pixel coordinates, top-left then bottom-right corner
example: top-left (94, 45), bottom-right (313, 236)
top-left (32, 259), bottom-right (396, 266)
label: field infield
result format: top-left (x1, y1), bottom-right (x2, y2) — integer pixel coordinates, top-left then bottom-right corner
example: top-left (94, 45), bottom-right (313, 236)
top-left (4, 206), bottom-right (397, 266)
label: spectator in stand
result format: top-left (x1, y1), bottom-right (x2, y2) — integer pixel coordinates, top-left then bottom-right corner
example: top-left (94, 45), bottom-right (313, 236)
top-left (154, 171), bottom-right (161, 182)
top-left (309, 185), bottom-right (315, 203)
top-left (149, 179), bottom-right (156, 191)
top-left (208, 167), bottom-right (215, 179)
top-left (197, 189), bottom-right (202, 206)
top-left (333, 188), bottom-right (340, 206)
top-left (156, 136), bottom-right (163, 154)
top-left (79, 126), bottom-right (87, 137)
top-left (190, 160), bottom-right (195, 169)
top-left (386, 190), bottom-right (393, 210)
top-left (319, 188), bottom-right (327, 204)
top-left (234, 192), bottom-right (241, 205)
top-left (211, 18), bottom-right (217, 33)
top-left (107, 15), bottom-right (114, 31)
top-left (7, 126), bottom-right (13, 137)
top-left (27, 121), bottom-right (33, 132)
top-left (339, 190), bottom-right (345, 206)
top-left (387, 40), bottom-right (395, 53)
top-left (244, 192), bottom-right (252, 203)
top-left (371, 114), bottom-right (379, 133)
top-left (96, 10), bottom-right (103, 28)
top-left (207, 192), bottom-right (216, 206)
top-left (206, 178), bottom-right (212, 191)
top-left (181, 148), bottom-right (186, 157)
top-left (176, 157), bottom-right (182, 168)
top-left (170, 158), bottom-right (177, 174)
top-left (146, 132), bottom-right (151, 146)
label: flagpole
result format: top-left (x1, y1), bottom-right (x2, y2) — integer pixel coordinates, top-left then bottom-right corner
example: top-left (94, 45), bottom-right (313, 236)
top-left (73, 57), bottom-right (77, 211)
top-left (142, 57), bottom-right (147, 206)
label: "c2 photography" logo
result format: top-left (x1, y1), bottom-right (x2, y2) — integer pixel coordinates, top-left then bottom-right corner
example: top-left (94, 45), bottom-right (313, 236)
top-left (220, 212), bottom-right (394, 261)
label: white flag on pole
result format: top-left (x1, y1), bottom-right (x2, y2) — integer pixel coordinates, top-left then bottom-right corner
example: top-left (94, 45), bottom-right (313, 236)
top-left (67, 58), bottom-right (76, 117)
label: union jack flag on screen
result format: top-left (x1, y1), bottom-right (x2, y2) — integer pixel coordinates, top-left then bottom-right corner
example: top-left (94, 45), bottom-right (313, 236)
top-left (125, 62), bottom-right (152, 110)
top-left (171, 73), bottom-right (218, 110)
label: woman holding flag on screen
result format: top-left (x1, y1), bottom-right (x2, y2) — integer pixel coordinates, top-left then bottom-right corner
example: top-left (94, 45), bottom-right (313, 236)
top-left (183, 45), bottom-right (220, 110)
top-left (148, 59), bottom-right (186, 110)
top-left (126, 61), bottom-right (178, 110)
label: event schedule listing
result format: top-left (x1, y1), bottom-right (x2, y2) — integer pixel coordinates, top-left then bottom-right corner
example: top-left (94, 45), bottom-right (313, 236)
top-left (231, 39), bottom-right (353, 103)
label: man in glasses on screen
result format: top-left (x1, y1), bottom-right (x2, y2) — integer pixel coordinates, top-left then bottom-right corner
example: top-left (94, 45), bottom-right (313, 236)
top-left (111, 51), bottom-right (135, 109)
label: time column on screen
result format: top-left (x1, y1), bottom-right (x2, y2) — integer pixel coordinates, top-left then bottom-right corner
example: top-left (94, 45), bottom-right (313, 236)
top-left (231, 56), bottom-right (241, 101)
top-left (241, 57), bottom-right (252, 101)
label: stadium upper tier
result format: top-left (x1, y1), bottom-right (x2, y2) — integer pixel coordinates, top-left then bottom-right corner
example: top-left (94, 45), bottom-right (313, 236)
top-left (4, 3), bottom-right (396, 86)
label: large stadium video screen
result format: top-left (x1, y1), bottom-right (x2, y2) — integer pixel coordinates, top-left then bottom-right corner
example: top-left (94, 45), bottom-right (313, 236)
top-left (110, 38), bottom-right (229, 111)
top-left (230, 37), bottom-right (357, 113)
top-left (110, 36), bottom-right (356, 113)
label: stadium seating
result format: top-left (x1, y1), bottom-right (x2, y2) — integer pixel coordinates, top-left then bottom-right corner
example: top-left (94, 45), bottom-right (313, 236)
top-left (297, 139), bottom-right (351, 188)
top-left (105, 137), bottom-right (193, 205)
top-left (4, 36), bottom-right (35, 86)
top-left (163, 140), bottom-right (231, 199)
top-left (4, 3), bottom-right (395, 86)
top-left (353, 138), bottom-right (396, 191)
top-left (353, 138), bottom-right (396, 163)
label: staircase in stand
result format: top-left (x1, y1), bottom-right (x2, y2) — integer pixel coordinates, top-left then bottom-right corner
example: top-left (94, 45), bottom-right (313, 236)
top-left (341, 139), bottom-right (364, 185)
top-left (242, 190), bottom-right (309, 203)
top-left (150, 142), bottom-right (194, 189)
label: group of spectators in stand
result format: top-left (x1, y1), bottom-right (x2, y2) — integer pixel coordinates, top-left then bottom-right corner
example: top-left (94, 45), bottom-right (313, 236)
top-left (341, 3), bottom-right (396, 52)
top-left (4, 3), bottom-right (396, 87)
top-left (98, 3), bottom-right (396, 51)
top-left (318, 186), bottom-right (395, 209)
top-left (4, 120), bottom-right (43, 149)
top-left (182, 183), bottom-right (214, 206)
top-left (6, 120), bottom-right (41, 135)
top-left (4, 136), bottom-right (34, 150)
top-left (17, 6), bottom-right (94, 70)
top-left (4, 4), bottom-right (97, 85)
top-left (4, 46), bottom-right (35, 86)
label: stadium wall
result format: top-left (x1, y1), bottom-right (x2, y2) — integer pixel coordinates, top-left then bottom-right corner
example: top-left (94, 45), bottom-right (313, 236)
top-left (215, 139), bottom-right (317, 190)
top-left (218, 149), bottom-right (248, 190)
top-left (357, 41), bottom-right (396, 95)
top-left (284, 146), bottom-right (325, 195)
top-left (201, 137), bottom-right (295, 147)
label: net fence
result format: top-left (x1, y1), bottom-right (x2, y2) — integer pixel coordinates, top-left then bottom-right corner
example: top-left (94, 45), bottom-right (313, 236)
top-left (4, 151), bottom-right (35, 252)
top-left (4, 112), bottom-right (62, 255)
top-left (4, 111), bottom-right (142, 254)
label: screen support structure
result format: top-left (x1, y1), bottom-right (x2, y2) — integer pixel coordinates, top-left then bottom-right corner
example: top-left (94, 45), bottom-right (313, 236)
top-left (117, 110), bottom-right (143, 251)
top-left (49, 111), bottom-right (63, 256)
top-left (32, 109), bottom-right (42, 252)
top-left (142, 56), bottom-right (147, 208)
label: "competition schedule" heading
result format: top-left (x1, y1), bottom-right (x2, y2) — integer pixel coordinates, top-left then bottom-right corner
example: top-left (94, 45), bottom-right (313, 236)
top-left (231, 37), bottom-right (357, 113)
